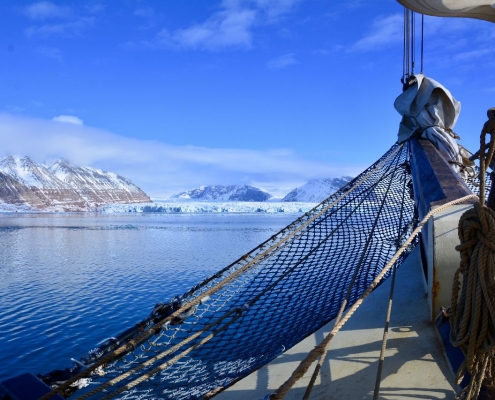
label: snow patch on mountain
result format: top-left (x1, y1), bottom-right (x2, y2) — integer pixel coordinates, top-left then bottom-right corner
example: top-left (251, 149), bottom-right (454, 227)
top-left (282, 177), bottom-right (353, 202)
top-left (0, 156), bottom-right (150, 211)
top-left (171, 185), bottom-right (272, 202)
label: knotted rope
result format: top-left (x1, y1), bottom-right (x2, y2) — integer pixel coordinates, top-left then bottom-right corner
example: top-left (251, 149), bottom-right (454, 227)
top-left (450, 107), bottom-right (495, 400)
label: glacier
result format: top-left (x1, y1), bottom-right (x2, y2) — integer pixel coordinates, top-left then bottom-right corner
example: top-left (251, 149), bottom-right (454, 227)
top-left (101, 200), bottom-right (318, 214)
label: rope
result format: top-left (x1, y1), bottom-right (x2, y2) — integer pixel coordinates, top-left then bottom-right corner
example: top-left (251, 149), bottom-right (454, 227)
top-left (373, 166), bottom-right (408, 399)
top-left (78, 149), bottom-right (407, 400)
top-left (270, 193), bottom-right (477, 400)
top-left (478, 108), bottom-right (495, 208)
top-left (411, 10), bottom-right (415, 74)
top-left (373, 264), bottom-right (397, 400)
top-left (449, 107), bottom-right (495, 400)
top-left (75, 307), bottom-right (244, 400)
top-left (41, 144), bottom-right (405, 400)
top-left (301, 150), bottom-right (405, 400)
top-left (420, 13), bottom-right (424, 74)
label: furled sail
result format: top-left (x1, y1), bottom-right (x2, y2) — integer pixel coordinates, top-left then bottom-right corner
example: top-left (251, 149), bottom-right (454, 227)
top-left (396, 0), bottom-right (495, 23)
top-left (394, 74), bottom-right (475, 179)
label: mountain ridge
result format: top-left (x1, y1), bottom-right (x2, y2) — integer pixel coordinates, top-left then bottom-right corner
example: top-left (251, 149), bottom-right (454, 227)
top-left (0, 156), bottom-right (151, 211)
top-left (169, 177), bottom-right (353, 203)
top-left (171, 185), bottom-right (273, 202)
top-left (281, 177), bottom-right (353, 202)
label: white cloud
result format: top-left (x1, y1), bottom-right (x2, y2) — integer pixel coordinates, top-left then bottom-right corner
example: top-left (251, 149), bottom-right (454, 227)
top-left (136, 0), bottom-right (300, 51)
top-left (254, 0), bottom-right (301, 21)
top-left (25, 16), bottom-right (95, 37)
top-left (453, 48), bottom-right (492, 62)
top-left (22, 3), bottom-right (97, 38)
top-left (267, 53), bottom-right (298, 69)
top-left (52, 115), bottom-right (83, 125)
top-left (134, 7), bottom-right (154, 18)
top-left (36, 46), bottom-right (62, 61)
top-left (156, 7), bottom-right (257, 50)
top-left (350, 14), bottom-right (402, 52)
top-left (0, 113), bottom-right (362, 198)
top-left (24, 1), bottom-right (71, 20)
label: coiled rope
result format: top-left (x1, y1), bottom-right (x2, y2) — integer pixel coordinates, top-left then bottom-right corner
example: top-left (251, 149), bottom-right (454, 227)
top-left (450, 107), bottom-right (495, 400)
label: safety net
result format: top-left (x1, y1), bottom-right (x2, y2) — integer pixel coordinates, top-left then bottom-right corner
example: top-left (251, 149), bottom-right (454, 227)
top-left (41, 141), bottom-right (420, 400)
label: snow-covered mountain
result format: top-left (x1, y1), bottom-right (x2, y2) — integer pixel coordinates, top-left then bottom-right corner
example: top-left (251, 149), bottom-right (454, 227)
top-left (50, 159), bottom-right (150, 205)
top-left (282, 177), bottom-right (353, 203)
top-left (171, 185), bottom-right (273, 202)
top-left (0, 156), bottom-right (150, 211)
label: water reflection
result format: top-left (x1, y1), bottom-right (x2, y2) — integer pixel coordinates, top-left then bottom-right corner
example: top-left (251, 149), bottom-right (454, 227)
top-left (0, 213), bottom-right (298, 382)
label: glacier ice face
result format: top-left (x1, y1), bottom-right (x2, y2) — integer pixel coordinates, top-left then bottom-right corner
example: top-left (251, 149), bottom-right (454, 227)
top-left (100, 200), bottom-right (317, 214)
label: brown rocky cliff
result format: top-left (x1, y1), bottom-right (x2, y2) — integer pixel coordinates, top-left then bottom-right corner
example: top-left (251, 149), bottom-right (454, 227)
top-left (0, 156), bottom-right (151, 211)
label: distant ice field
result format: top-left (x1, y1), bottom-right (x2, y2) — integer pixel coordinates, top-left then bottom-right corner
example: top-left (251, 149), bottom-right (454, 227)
top-left (101, 200), bottom-right (318, 214)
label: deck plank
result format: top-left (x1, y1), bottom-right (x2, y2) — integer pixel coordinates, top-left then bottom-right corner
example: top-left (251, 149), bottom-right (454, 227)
top-left (216, 247), bottom-right (457, 399)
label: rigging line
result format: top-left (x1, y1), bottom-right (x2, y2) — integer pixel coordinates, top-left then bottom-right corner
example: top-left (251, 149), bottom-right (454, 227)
top-left (333, 147), bottom-right (404, 325)
top-left (76, 307), bottom-right (245, 400)
top-left (270, 193), bottom-right (478, 400)
top-left (91, 150), bottom-right (409, 400)
top-left (185, 144), bottom-right (406, 303)
top-left (301, 144), bottom-right (407, 400)
top-left (102, 309), bottom-right (247, 400)
top-left (40, 143), bottom-right (406, 400)
top-left (85, 160), bottom-right (400, 400)
top-left (406, 8), bottom-right (409, 78)
top-left (372, 160), bottom-right (409, 400)
top-left (411, 10), bottom-right (415, 74)
top-left (403, 7), bottom-right (408, 81)
top-left (402, 7), bottom-right (407, 81)
top-left (421, 14), bottom-right (424, 73)
top-left (373, 264), bottom-right (397, 400)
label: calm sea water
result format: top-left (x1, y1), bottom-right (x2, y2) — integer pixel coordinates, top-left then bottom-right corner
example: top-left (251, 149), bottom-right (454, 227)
top-left (0, 212), bottom-right (299, 383)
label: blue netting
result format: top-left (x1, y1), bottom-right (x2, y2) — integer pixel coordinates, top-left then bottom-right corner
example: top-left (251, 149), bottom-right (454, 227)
top-left (40, 142), bottom-right (419, 400)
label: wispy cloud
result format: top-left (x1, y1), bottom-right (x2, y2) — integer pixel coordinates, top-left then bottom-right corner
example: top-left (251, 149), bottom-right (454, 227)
top-left (0, 113), bottom-right (361, 197)
top-left (25, 16), bottom-right (95, 37)
top-left (134, 7), bottom-right (154, 19)
top-left (350, 14), bottom-right (402, 52)
top-left (267, 53), bottom-right (298, 69)
top-left (419, 15), bottom-right (495, 73)
top-left (131, 0), bottom-right (300, 51)
top-left (22, 2), bottom-right (97, 37)
top-left (453, 48), bottom-right (492, 62)
top-left (254, 0), bottom-right (301, 21)
top-left (155, 7), bottom-right (257, 50)
top-left (133, 6), bottom-right (157, 30)
top-left (24, 1), bottom-right (71, 20)
top-left (52, 115), bottom-right (83, 125)
top-left (36, 46), bottom-right (62, 61)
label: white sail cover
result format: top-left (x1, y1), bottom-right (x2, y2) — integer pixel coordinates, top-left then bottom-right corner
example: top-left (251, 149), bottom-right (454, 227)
top-left (394, 74), bottom-right (474, 178)
top-left (397, 0), bottom-right (495, 23)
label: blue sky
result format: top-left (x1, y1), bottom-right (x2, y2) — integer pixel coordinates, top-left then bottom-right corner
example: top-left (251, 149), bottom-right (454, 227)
top-left (1, 0), bottom-right (494, 198)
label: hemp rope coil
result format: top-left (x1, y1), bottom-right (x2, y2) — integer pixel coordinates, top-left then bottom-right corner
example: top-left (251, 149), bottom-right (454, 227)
top-left (450, 107), bottom-right (495, 400)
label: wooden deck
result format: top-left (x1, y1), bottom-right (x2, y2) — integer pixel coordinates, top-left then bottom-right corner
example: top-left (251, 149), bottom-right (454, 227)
top-left (216, 246), bottom-right (458, 399)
